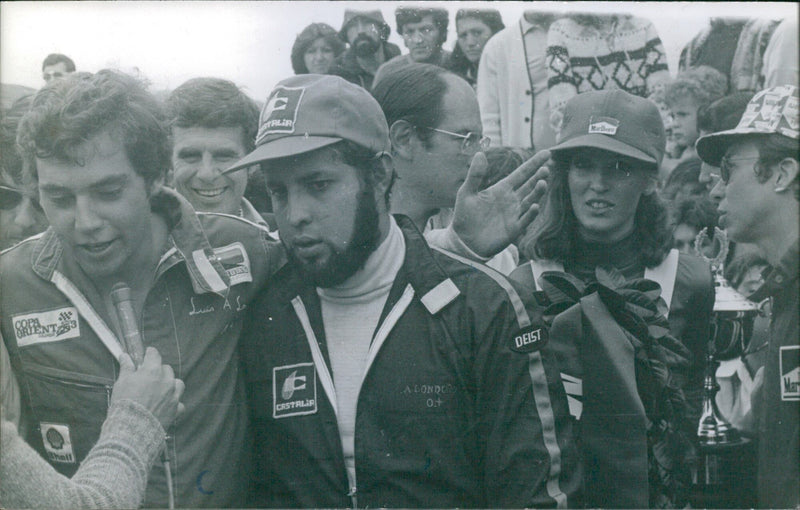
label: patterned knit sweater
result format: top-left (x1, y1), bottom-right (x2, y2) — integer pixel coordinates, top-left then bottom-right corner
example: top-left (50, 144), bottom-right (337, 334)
top-left (546, 16), bottom-right (670, 134)
top-left (1, 399), bottom-right (165, 509)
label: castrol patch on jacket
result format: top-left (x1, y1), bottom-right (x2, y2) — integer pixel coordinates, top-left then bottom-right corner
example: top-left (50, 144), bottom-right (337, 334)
top-left (213, 242), bottom-right (252, 285)
top-left (273, 363), bottom-right (317, 418)
top-left (40, 422), bottom-right (76, 463)
top-left (780, 345), bottom-right (799, 401)
top-left (509, 325), bottom-right (549, 353)
top-left (13, 307), bottom-right (81, 347)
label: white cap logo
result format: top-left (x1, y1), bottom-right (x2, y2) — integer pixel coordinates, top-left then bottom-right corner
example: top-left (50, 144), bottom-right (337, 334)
top-left (256, 86), bottom-right (306, 142)
top-left (588, 116), bottom-right (620, 135)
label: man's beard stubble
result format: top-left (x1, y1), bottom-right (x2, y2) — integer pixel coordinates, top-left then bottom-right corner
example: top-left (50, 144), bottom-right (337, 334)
top-left (284, 184), bottom-right (382, 288)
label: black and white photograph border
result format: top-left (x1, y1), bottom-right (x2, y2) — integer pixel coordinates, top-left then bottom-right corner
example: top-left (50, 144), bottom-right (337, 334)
top-left (1, 1), bottom-right (797, 509)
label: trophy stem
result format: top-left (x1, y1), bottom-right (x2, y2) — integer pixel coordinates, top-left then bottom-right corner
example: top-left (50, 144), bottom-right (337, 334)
top-left (697, 354), bottom-right (740, 446)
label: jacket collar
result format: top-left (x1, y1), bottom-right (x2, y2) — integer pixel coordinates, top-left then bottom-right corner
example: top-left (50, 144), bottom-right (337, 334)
top-left (271, 214), bottom-right (455, 311)
top-left (750, 238), bottom-right (799, 301)
top-left (31, 187), bottom-right (232, 296)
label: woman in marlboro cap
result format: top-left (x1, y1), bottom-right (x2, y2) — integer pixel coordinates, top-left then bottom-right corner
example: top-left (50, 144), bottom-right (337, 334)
top-left (511, 89), bottom-right (714, 508)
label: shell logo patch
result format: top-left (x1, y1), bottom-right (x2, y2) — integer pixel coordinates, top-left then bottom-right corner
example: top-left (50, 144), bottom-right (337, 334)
top-left (40, 422), bottom-right (76, 463)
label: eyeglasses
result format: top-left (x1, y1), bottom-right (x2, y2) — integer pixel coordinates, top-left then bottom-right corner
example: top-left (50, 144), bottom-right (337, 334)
top-left (0, 185), bottom-right (24, 211)
top-left (719, 156), bottom-right (760, 184)
top-left (422, 127), bottom-right (490, 154)
top-left (569, 155), bottom-right (637, 179)
top-left (0, 184), bottom-right (43, 212)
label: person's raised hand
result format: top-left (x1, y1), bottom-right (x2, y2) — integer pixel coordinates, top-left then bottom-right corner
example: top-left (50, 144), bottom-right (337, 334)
top-left (112, 347), bottom-right (185, 430)
top-left (451, 150), bottom-right (550, 258)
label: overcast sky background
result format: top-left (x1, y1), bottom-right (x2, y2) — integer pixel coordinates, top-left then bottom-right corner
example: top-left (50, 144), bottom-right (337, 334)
top-left (1, 1), bottom-right (797, 101)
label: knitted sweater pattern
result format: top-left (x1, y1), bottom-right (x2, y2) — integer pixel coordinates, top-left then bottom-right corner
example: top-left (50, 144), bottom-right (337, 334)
top-left (546, 16), bottom-right (670, 109)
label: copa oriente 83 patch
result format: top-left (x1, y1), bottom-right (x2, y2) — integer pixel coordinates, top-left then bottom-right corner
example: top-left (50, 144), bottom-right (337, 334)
top-left (13, 307), bottom-right (81, 347)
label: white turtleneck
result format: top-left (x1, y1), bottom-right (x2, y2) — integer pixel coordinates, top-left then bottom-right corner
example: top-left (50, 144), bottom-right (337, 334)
top-left (316, 216), bottom-right (406, 491)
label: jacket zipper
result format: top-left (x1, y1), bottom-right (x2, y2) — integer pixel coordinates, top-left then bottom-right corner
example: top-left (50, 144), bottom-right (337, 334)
top-left (25, 366), bottom-right (114, 406)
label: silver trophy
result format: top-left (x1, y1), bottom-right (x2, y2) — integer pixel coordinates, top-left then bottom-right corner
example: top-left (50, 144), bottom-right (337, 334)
top-left (691, 227), bottom-right (757, 505)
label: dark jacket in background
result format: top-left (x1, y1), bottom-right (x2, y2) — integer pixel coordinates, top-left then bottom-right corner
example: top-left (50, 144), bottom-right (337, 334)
top-left (329, 42), bottom-right (401, 90)
top-left (748, 240), bottom-right (799, 509)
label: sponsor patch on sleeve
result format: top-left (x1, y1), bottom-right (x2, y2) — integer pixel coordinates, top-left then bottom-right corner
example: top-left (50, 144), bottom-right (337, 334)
top-left (40, 422), bottom-right (76, 463)
top-left (780, 345), bottom-right (799, 401)
top-left (213, 242), bottom-right (252, 285)
top-left (509, 325), bottom-right (549, 353)
top-left (273, 363), bottom-right (317, 418)
top-left (13, 307), bottom-right (81, 347)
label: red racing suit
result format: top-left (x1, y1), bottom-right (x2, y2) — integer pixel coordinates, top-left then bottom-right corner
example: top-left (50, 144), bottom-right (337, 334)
top-left (1, 189), bottom-right (284, 508)
top-left (240, 215), bottom-right (581, 508)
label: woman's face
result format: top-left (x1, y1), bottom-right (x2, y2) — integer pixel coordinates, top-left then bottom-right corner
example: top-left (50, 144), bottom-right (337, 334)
top-left (566, 148), bottom-right (655, 243)
top-left (456, 17), bottom-right (493, 63)
top-left (304, 38), bottom-right (336, 74)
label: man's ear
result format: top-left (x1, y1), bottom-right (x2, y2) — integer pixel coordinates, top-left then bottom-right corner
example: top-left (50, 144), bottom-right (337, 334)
top-left (389, 120), bottom-right (417, 160)
top-left (372, 152), bottom-right (395, 195)
top-left (773, 157), bottom-right (799, 193)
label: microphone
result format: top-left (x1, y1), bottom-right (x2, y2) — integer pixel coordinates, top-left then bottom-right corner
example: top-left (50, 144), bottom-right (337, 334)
top-left (110, 282), bottom-right (145, 367)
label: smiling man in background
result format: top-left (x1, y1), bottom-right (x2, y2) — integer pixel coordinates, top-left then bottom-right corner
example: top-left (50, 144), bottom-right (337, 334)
top-left (165, 77), bottom-right (268, 225)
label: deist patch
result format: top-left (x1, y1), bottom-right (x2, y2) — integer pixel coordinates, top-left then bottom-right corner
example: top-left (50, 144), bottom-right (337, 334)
top-left (510, 325), bottom-right (549, 353)
top-left (256, 86), bottom-right (305, 141)
top-left (13, 307), bottom-right (81, 347)
top-left (780, 345), bottom-right (799, 401)
top-left (588, 116), bottom-right (620, 135)
top-left (213, 242), bottom-right (252, 285)
top-left (273, 362), bottom-right (317, 418)
top-left (40, 422), bottom-right (76, 464)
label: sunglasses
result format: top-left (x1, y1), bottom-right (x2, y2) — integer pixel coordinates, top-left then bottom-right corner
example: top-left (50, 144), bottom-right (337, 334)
top-left (719, 156), bottom-right (760, 184)
top-left (0, 184), bottom-right (43, 212)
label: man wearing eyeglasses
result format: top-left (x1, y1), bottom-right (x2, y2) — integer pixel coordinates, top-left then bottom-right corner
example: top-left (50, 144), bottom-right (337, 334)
top-left (697, 85), bottom-right (799, 509)
top-left (372, 64), bottom-right (488, 229)
top-left (372, 63), bottom-right (532, 274)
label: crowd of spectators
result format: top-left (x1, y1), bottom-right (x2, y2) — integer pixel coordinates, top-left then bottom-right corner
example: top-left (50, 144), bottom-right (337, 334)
top-left (0, 5), bottom-right (797, 510)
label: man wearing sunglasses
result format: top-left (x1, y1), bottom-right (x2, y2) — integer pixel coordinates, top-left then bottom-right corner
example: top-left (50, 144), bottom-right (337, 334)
top-left (1, 96), bottom-right (49, 251)
top-left (697, 84), bottom-right (799, 509)
top-left (0, 182), bottom-right (47, 251)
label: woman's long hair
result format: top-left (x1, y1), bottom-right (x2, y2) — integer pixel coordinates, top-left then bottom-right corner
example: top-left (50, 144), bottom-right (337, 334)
top-left (519, 153), bottom-right (674, 268)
